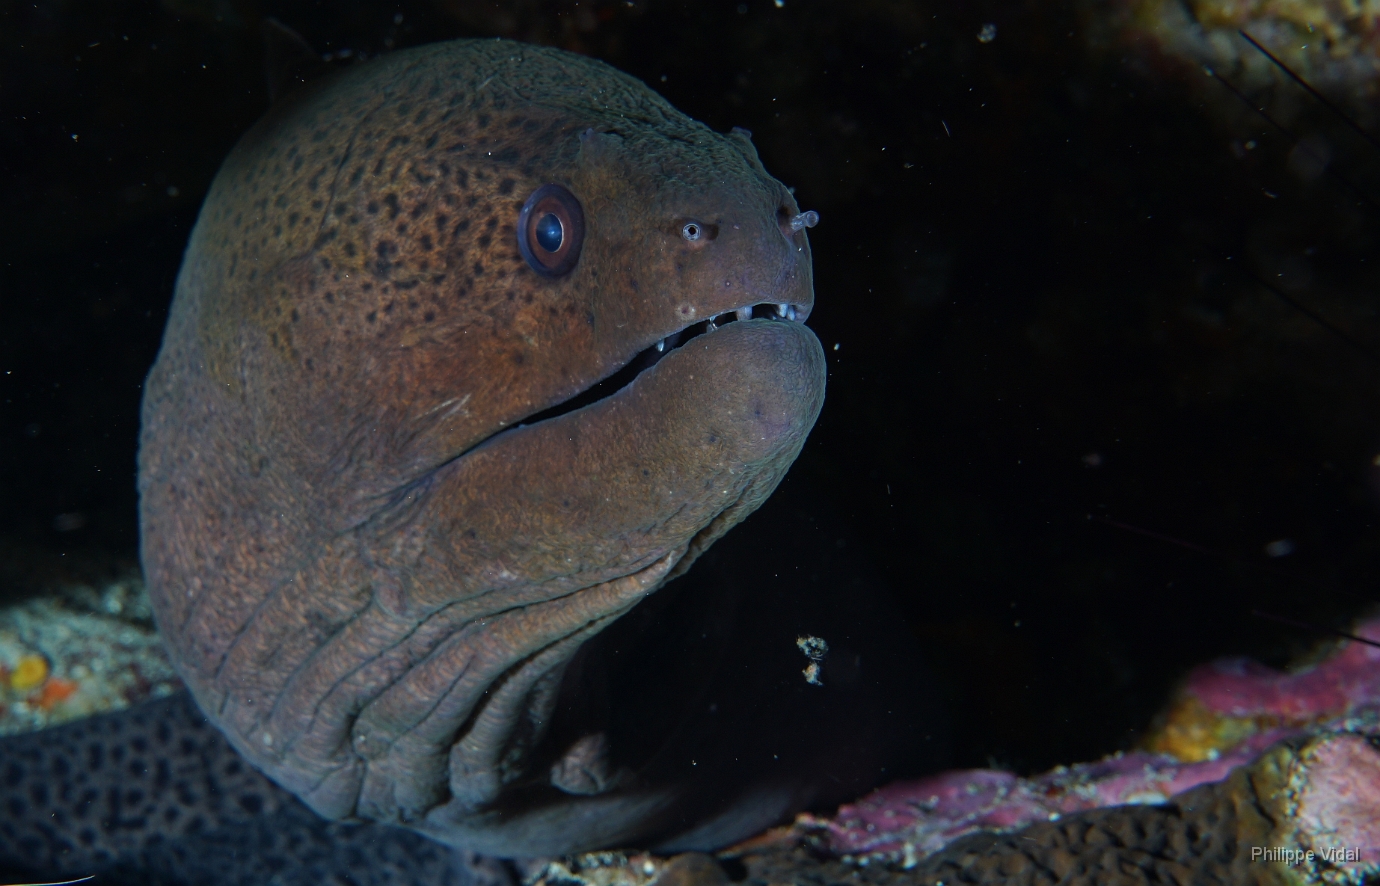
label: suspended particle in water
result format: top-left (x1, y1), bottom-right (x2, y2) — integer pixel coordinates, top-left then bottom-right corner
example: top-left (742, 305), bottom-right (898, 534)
top-left (797, 635), bottom-right (829, 685)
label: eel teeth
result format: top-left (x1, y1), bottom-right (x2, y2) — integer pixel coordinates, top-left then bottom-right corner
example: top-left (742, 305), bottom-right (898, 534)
top-left (775, 303), bottom-right (788, 317)
top-left (736, 306), bottom-right (752, 321)
top-left (655, 339), bottom-right (666, 352)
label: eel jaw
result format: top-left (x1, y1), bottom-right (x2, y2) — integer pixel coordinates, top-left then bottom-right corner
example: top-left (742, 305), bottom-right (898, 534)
top-left (519, 299), bottom-right (813, 430)
top-left (389, 315), bottom-right (826, 854)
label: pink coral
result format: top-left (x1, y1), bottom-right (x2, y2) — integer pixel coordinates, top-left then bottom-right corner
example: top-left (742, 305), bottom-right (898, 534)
top-left (1184, 619), bottom-right (1380, 720)
top-left (1289, 733), bottom-right (1380, 881)
top-left (817, 618), bottom-right (1380, 865)
top-left (818, 733), bottom-right (1286, 859)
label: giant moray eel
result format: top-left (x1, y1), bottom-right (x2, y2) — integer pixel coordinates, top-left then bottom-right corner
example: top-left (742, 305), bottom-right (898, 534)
top-left (0, 37), bottom-right (1343, 886)
top-left (132, 37), bottom-right (825, 859)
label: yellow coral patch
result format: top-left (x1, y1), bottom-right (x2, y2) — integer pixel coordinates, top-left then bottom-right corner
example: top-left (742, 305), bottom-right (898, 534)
top-left (1143, 694), bottom-right (1275, 762)
top-left (9, 654), bottom-right (49, 691)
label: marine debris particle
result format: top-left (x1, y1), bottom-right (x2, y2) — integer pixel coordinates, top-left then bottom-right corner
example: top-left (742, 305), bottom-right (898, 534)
top-left (796, 635), bottom-right (829, 685)
top-left (977, 23), bottom-right (997, 43)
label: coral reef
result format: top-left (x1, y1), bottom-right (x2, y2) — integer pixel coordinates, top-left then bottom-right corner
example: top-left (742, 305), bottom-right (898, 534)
top-left (807, 732), bottom-right (1285, 863)
top-left (796, 726), bottom-right (1379, 881)
top-left (521, 728), bottom-right (1380, 886)
top-left (803, 619), bottom-right (1380, 873)
top-left (521, 622), bottom-right (1380, 885)
top-left (1148, 616), bottom-right (1380, 760)
top-left (0, 574), bottom-right (180, 735)
top-left (1096, 0), bottom-right (1380, 124)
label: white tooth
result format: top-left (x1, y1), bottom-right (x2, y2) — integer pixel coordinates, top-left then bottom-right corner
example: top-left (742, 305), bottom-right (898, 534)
top-left (706, 318), bottom-right (718, 332)
top-left (787, 305), bottom-right (798, 321)
top-left (655, 339), bottom-right (666, 352)
top-left (736, 306), bottom-right (752, 322)
top-left (775, 303), bottom-right (787, 317)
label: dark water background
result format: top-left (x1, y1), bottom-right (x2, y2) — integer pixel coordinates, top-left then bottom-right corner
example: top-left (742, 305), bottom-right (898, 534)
top-left (3, 0), bottom-right (1380, 778)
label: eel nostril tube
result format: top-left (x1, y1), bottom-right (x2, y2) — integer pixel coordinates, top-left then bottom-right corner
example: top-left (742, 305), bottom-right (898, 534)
top-left (788, 210), bottom-right (820, 232)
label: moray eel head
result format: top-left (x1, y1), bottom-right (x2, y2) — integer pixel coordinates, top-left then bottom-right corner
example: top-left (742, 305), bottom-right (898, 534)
top-left (138, 39), bottom-right (825, 856)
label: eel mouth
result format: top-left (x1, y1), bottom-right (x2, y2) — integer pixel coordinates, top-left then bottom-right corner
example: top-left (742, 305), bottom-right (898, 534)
top-left (520, 300), bottom-right (812, 428)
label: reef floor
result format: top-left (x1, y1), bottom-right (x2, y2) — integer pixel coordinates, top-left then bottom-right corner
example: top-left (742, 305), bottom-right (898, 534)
top-left (2, 579), bottom-right (1378, 884)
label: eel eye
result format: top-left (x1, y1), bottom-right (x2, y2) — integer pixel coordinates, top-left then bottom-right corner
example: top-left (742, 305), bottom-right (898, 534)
top-left (682, 221), bottom-right (702, 241)
top-left (518, 183), bottom-right (584, 277)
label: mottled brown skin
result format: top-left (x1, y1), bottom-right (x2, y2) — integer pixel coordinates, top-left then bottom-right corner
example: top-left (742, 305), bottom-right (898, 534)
top-left (138, 39), bottom-right (824, 857)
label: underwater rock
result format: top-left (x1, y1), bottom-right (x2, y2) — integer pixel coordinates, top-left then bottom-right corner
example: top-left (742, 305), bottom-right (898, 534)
top-left (712, 728), bottom-right (1379, 886)
top-left (782, 617), bottom-right (1380, 878)
top-left (0, 574), bottom-right (179, 735)
top-left (523, 727), bottom-right (1380, 886)
top-left (1148, 616), bottom-right (1380, 762)
top-left (1091, 0), bottom-right (1380, 125)
top-left (807, 734), bottom-right (1284, 863)
top-left (521, 849), bottom-right (729, 886)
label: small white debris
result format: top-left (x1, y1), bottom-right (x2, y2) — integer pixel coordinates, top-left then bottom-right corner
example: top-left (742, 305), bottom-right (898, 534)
top-left (1265, 538), bottom-right (1295, 558)
top-left (977, 23), bottom-right (997, 43)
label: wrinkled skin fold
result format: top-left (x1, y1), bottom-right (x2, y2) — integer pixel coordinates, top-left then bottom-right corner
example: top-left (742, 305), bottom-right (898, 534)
top-left (138, 39), bottom-right (826, 855)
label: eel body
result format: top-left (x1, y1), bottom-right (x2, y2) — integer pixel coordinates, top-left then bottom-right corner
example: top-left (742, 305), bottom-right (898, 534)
top-left (135, 38), bottom-right (826, 857)
top-left (0, 490), bottom-right (946, 881)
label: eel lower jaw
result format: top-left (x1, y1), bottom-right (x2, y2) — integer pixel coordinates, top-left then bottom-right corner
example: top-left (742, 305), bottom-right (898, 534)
top-left (519, 299), bottom-right (811, 428)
